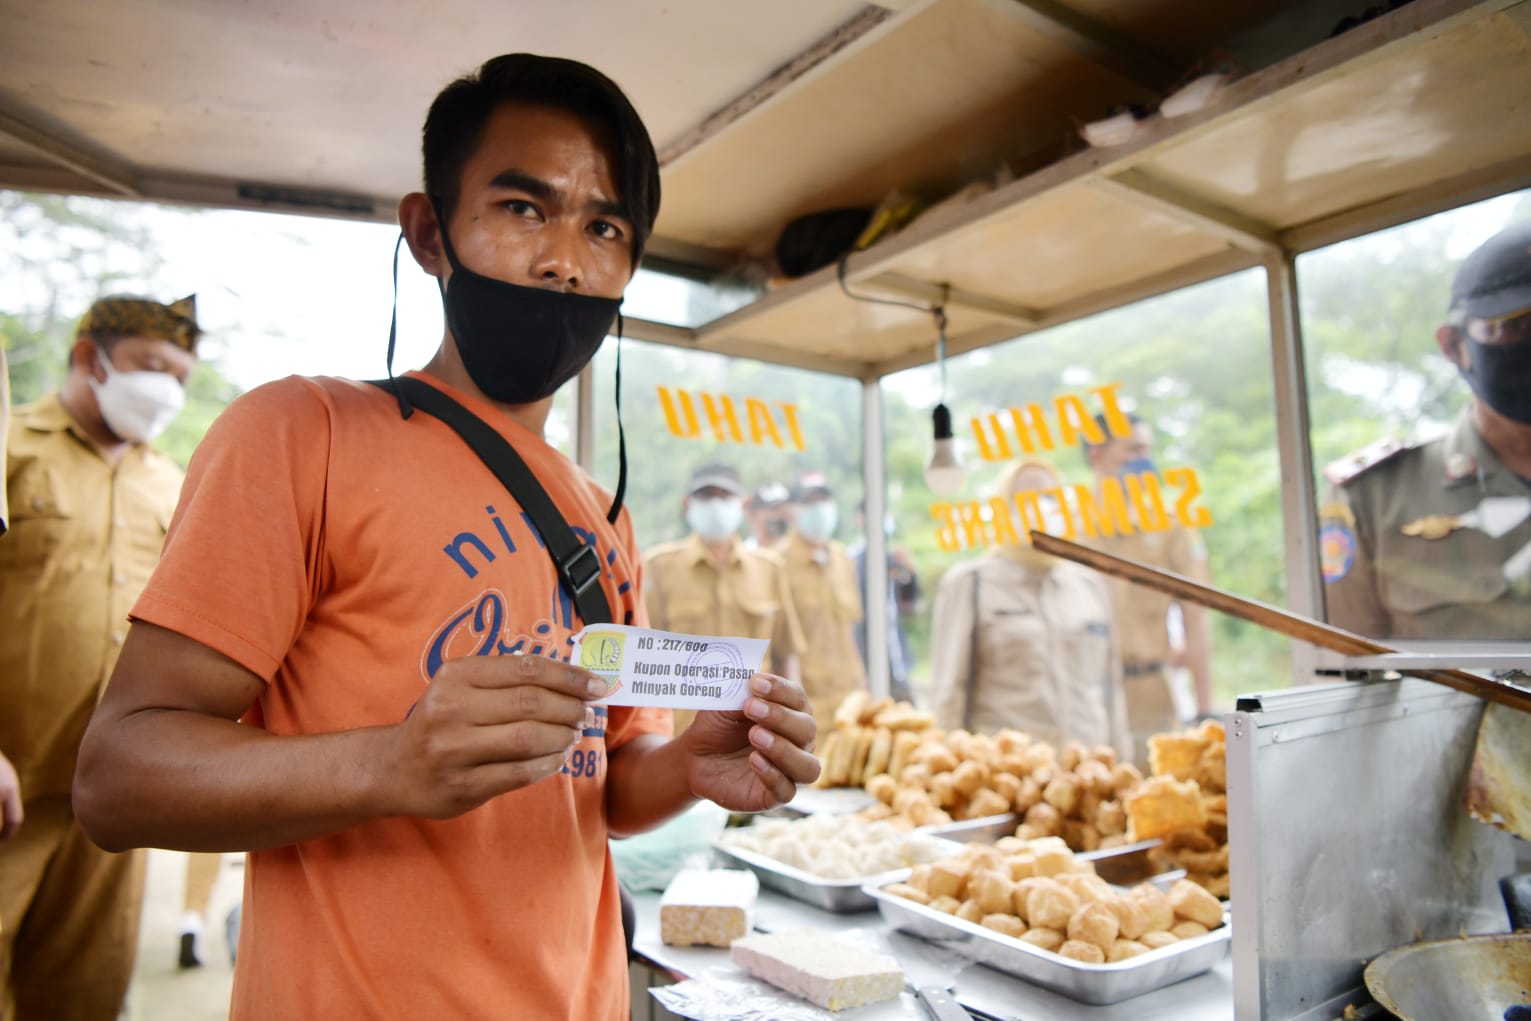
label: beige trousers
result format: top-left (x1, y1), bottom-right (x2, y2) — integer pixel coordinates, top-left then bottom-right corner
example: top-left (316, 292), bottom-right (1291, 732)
top-left (0, 796), bottom-right (144, 1021)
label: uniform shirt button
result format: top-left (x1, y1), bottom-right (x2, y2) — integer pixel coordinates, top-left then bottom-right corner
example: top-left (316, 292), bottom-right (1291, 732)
top-left (113, 572), bottom-right (127, 586)
top-left (111, 632), bottom-right (124, 645)
top-left (113, 516), bottom-right (127, 528)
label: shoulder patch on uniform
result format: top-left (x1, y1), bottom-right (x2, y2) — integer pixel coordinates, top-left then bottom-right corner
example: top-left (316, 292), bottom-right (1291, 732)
top-left (1319, 521), bottom-right (1356, 583)
top-left (1322, 437), bottom-right (1413, 487)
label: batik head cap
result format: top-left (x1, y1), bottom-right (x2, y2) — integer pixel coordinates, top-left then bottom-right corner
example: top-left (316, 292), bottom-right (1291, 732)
top-left (78, 294), bottom-right (201, 353)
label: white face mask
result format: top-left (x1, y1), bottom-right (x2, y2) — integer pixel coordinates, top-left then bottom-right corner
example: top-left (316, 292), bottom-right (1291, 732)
top-left (794, 502), bottom-right (838, 543)
top-left (90, 346), bottom-right (186, 443)
top-left (686, 497), bottom-right (744, 543)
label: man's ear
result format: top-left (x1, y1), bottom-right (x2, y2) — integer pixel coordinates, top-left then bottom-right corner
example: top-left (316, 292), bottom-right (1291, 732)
top-left (398, 193), bottom-right (447, 280)
top-left (1436, 324), bottom-right (1469, 370)
top-left (71, 337), bottom-right (105, 380)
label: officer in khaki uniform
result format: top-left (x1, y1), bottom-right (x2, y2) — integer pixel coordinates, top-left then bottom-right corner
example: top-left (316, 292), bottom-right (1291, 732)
top-left (1083, 414), bottom-right (1215, 763)
top-left (1321, 220), bottom-right (1531, 641)
top-left (1, 344), bottom-right (20, 849)
top-left (643, 462), bottom-right (805, 733)
top-left (929, 460), bottom-right (1131, 758)
top-left (0, 295), bottom-right (199, 1021)
top-left (777, 470), bottom-right (868, 736)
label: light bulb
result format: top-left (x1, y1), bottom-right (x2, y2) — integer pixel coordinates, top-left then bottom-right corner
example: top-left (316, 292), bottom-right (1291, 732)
top-left (923, 403), bottom-right (965, 494)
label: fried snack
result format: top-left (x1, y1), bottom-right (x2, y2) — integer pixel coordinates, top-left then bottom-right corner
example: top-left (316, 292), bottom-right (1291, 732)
top-left (927, 860), bottom-right (967, 900)
top-left (813, 732), bottom-right (842, 787)
top-left (1054, 873), bottom-right (1111, 905)
top-left (970, 870), bottom-right (1015, 915)
top-left (968, 788), bottom-right (1011, 819)
top-left (1173, 843), bottom-right (1230, 876)
top-left (1108, 939), bottom-right (1150, 962)
top-left (1011, 877), bottom-right (1049, 921)
top-left (1060, 819), bottom-right (1101, 852)
top-left (827, 732), bottom-right (858, 787)
top-left (1006, 854), bottom-right (1037, 882)
top-left (884, 882), bottom-right (930, 905)
top-left (1129, 884), bottom-right (1176, 932)
top-left (912, 743), bottom-right (959, 774)
top-left (1076, 758), bottom-right (1114, 797)
top-left (907, 865), bottom-right (933, 893)
top-left (1059, 939), bottom-right (1106, 964)
top-left (929, 772), bottom-right (960, 809)
top-left (1123, 775), bottom-right (1207, 842)
top-left (888, 731), bottom-right (921, 777)
top-left (834, 691), bottom-right (870, 730)
top-left (1140, 930), bottom-right (1179, 949)
top-left (1194, 742), bottom-right (1227, 793)
top-left (1168, 879), bottom-right (1224, 929)
top-left (956, 899), bottom-right (985, 924)
top-left (860, 696), bottom-right (894, 725)
top-left (1096, 799), bottom-right (1127, 837)
top-left (1170, 920), bottom-right (1210, 940)
top-left (1032, 845), bottom-right (1074, 878)
top-left (1026, 883), bottom-right (1081, 931)
top-left (981, 914), bottom-right (1026, 939)
top-left (930, 895), bottom-right (961, 914)
top-left (866, 773), bottom-right (897, 805)
top-left (1103, 896), bottom-right (1150, 940)
top-left (874, 703), bottom-right (936, 731)
top-left (1110, 762), bottom-right (1145, 794)
top-left (1147, 732), bottom-right (1208, 782)
top-left (1043, 773), bottom-right (1081, 816)
top-left (1022, 802), bottom-right (1063, 839)
top-left (848, 728), bottom-right (876, 784)
top-left (1017, 928), bottom-right (1062, 952)
top-left (1013, 775), bottom-right (1044, 813)
top-left (863, 728), bottom-right (893, 783)
top-left (1196, 872), bottom-right (1231, 899)
top-left (1066, 901), bottom-right (1120, 952)
top-left (1058, 741), bottom-right (1087, 772)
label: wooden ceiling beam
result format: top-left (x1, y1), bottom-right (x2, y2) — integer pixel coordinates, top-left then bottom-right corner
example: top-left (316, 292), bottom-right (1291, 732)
top-left (1092, 169), bottom-right (1283, 256)
top-left (0, 104), bottom-right (140, 198)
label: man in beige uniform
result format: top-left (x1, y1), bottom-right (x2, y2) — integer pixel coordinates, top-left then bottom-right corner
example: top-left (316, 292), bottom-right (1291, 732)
top-left (778, 470), bottom-right (868, 735)
top-left (643, 462), bottom-right (805, 733)
top-left (929, 460), bottom-right (1130, 757)
top-left (1, 344), bottom-right (19, 848)
top-left (1322, 219), bottom-right (1531, 639)
top-left (0, 295), bottom-right (199, 1021)
top-left (1084, 413), bottom-right (1214, 762)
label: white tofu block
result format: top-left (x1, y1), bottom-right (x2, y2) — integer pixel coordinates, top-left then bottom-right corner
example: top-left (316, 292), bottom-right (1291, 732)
top-left (660, 868), bottom-right (758, 947)
top-left (730, 929), bottom-right (904, 1011)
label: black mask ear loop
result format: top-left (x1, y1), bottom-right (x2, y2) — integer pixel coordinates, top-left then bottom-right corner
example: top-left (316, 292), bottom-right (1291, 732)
top-left (385, 231), bottom-right (414, 419)
top-left (605, 313), bottom-right (627, 525)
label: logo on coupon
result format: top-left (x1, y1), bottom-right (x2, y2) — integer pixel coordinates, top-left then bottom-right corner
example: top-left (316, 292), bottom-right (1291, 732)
top-left (579, 629), bottom-right (625, 693)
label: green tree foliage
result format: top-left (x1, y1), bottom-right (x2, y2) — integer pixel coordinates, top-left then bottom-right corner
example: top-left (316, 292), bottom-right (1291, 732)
top-left (1, 191), bottom-right (244, 468)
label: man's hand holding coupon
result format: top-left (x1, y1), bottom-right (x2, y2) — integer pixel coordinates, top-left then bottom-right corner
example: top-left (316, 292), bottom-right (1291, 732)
top-left (568, 624), bottom-right (768, 710)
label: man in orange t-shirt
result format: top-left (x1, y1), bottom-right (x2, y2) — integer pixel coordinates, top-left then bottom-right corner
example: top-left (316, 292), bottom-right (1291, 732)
top-left (70, 54), bottom-right (820, 1020)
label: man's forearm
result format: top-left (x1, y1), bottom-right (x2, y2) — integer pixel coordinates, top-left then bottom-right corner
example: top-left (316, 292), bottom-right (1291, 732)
top-left (75, 708), bottom-right (396, 853)
top-left (604, 734), bottom-right (698, 838)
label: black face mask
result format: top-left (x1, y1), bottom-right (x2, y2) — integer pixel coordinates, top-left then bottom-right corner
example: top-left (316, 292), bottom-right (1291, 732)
top-left (1460, 335), bottom-right (1531, 425)
top-left (434, 201), bottom-right (621, 405)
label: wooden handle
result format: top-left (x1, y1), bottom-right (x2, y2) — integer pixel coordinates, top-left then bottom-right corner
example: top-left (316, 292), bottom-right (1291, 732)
top-left (1028, 531), bottom-right (1531, 714)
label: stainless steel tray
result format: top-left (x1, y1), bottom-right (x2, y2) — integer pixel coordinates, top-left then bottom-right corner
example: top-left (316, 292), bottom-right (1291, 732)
top-left (921, 814), bottom-right (1016, 843)
top-left (710, 838), bottom-right (963, 913)
top-left (775, 786), bottom-right (876, 816)
top-left (863, 875), bottom-right (1231, 1005)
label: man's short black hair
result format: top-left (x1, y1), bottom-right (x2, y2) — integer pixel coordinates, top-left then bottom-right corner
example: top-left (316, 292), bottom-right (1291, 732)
top-left (422, 53), bottom-right (662, 263)
top-left (1082, 410), bottom-right (1143, 456)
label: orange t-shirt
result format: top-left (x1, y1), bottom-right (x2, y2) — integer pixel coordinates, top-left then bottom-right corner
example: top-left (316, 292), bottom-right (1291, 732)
top-left (131, 371), bottom-right (669, 1020)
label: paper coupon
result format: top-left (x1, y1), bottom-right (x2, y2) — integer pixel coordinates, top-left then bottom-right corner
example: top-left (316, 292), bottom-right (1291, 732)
top-left (569, 624), bottom-right (767, 709)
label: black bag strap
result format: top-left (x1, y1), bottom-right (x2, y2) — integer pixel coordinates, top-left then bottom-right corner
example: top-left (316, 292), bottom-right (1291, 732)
top-left (367, 376), bottom-right (613, 626)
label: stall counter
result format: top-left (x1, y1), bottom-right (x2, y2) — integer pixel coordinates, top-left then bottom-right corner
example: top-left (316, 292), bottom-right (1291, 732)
top-left (629, 886), bottom-right (1233, 1020)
